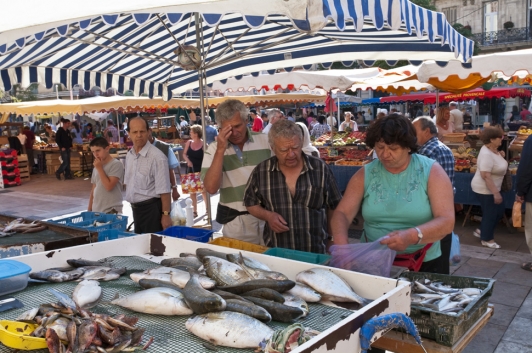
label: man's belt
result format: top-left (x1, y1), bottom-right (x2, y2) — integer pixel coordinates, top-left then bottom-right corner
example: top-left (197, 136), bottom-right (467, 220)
top-left (130, 197), bottom-right (160, 209)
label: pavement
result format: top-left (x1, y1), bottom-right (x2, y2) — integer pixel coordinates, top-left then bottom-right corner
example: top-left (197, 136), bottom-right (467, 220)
top-left (1, 173), bottom-right (532, 353)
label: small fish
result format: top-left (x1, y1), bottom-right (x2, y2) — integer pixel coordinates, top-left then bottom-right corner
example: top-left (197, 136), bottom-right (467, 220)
top-left (138, 278), bottom-right (183, 293)
top-left (48, 289), bottom-right (77, 310)
top-left (282, 293), bottom-right (309, 317)
top-left (67, 258), bottom-right (112, 268)
top-left (413, 281), bottom-right (438, 294)
top-left (111, 288), bottom-right (193, 316)
top-left (225, 299), bottom-right (272, 322)
top-left (30, 268), bottom-right (85, 282)
top-left (286, 282), bottom-right (322, 303)
top-left (72, 280), bottom-right (102, 309)
top-left (461, 288), bottom-right (482, 296)
top-left (217, 279), bottom-right (296, 294)
top-left (241, 288), bottom-right (285, 303)
top-left (182, 274), bottom-right (226, 314)
top-left (244, 296), bottom-right (305, 323)
top-left (161, 256), bottom-right (202, 270)
top-left (16, 307), bottom-right (39, 322)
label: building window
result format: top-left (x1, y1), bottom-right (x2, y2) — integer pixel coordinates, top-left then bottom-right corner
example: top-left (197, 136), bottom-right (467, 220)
top-left (442, 6), bottom-right (458, 24)
top-left (483, 1), bottom-right (498, 33)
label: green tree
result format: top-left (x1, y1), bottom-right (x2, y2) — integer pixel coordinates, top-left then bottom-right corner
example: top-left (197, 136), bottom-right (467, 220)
top-left (11, 83), bottom-right (38, 102)
top-left (410, 0), bottom-right (436, 11)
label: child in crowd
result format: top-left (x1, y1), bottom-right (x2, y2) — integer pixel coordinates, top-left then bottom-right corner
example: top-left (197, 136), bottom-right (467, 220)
top-left (88, 137), bottom-right (124, 213)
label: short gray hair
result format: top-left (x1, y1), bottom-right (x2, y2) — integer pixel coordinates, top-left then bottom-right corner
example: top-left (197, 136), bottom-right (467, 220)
top-left (215, 99), bottom-right (248, 126)
top-left (268, 119), bottom-right (302, 147)
top-left (267, 108), bottom-right (281, 120)
top-left (413, 116), bottom-right (438, 135)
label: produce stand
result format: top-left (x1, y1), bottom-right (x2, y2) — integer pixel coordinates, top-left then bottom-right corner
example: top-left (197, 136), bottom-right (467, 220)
top-left (2, 233), bottom-right (411, 353)
top-left (372, 305), bottom-right (494, 353)
top-left (0, 213), bottom-right (98, 258)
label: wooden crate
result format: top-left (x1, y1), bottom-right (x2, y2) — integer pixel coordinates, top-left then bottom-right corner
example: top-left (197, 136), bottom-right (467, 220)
top-left (20, 175), bottom-right (30, 183)
top-left (18, 154), bottom-right (28, 162)
top-left (47, 165), bottom-right (60, 175)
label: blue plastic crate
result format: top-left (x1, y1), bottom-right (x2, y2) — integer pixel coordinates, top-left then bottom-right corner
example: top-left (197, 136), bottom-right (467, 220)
top-left (73, 215), bottom-right (128, 233)
top-left (157, 226), bottom-right (213, 243)
top-left (264, 248), bottom-right (331, 265)
top-left (49, 211), bottom-right (105, 225)
top-left (97, 229), bottom-right (135, 242)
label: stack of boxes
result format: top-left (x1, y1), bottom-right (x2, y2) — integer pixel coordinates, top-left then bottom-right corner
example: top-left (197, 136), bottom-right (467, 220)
top-left (18, 154), bottom-right (30, 183)
top-left (45, 151), bottom-right (93, 177)
top-left (45, 153), bottom-right (62, 175)
top-left (0, 150), bottom-right (21, 188)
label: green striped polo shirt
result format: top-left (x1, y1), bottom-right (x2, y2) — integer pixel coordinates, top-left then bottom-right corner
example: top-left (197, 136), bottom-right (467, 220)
top-left (201, 129), bottom-right (272, 212)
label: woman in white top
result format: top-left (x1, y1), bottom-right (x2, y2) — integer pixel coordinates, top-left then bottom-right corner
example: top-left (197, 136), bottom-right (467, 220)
top-left (436, 106), bottom-right (454, 141)
top-left (471, 126), bottom-right (508, 249)
top-left (339, 112), bottom-right (358, 132)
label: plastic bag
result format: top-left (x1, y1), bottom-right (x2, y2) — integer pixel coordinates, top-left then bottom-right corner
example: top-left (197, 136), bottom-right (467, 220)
top-left (513, 201), bottom-right (522, 228)
top-left (329, 238), bottom-right (396, 277)
top-left (170, 201), bottom-right (186, 226)
top-left (450, 232), bottom-right (461, 266)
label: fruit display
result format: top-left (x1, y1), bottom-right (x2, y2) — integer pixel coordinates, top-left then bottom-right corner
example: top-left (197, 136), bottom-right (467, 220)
top-left (313, 131), bottom-right (366, 145)
top-left (335, 159), bottom-right (369, 166)
top-left (450, 147), bottom-right (478, 173)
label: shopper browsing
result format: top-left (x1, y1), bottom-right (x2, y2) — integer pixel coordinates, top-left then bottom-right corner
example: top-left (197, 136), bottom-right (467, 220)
top-left (88, 137), bottom-right (124, 214)
top-left (244, 120), bottom-right (342, 253)
top-left (202, 99), bottom-right (272, 244)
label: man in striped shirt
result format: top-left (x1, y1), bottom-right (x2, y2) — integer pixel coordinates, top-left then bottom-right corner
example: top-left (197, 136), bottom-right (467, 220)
top-left (243, 120), bottom-right (342, 253)
top-left (202, 99), bottom-right (272, 244)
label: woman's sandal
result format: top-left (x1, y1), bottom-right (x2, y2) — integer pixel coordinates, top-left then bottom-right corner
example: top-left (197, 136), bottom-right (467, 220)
top-left (193, 212), bottom-right (198, 218)
top-left (522, 262), bottom-right (532, 272)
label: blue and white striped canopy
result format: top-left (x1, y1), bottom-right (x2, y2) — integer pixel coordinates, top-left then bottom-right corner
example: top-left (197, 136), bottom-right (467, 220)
top-left (0, 0), bottom-right (474, 99)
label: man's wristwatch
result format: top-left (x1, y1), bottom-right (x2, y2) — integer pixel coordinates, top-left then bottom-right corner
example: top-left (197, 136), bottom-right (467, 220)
top-left (171, 185), bottom-right (178, 189)
top-left (162, 211), bottom-right (170, 216)
top-left (414, 227), bottom-right (423, 245)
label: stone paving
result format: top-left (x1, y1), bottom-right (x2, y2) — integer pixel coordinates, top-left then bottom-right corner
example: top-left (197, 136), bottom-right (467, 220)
top-left (1, 173), bottom-right (532, 352)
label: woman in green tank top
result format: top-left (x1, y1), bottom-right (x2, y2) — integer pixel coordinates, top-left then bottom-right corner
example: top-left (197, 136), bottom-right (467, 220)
top-left (330, 114), bottom-right (455, 274)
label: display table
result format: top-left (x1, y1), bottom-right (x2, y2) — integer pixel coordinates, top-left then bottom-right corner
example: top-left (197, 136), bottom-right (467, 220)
top-left (372, 305), bottom-right (494, 353)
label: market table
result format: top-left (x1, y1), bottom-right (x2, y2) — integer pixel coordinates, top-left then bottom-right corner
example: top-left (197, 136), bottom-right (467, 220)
top-left (372, 305), bottom-right (494, 353)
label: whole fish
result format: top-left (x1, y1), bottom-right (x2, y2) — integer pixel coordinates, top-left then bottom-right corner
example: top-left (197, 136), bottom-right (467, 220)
top-left (77, 320), bottom-right (98, 353)
top-left (296, 268), bottom-right (371, 305)
top-left (130, 272), bottom-right (174, 285)
top-left (72, 280), bottom-right (102, 309)
top-left (211, 289), bottom-right (250, 302)
top-left (287, 283), bottom-right (322, 303)
top-left (461, 288), bottom-right (482, 296)
top-left (138, 278), bottom-right (183, 293)
top-left (161, 256), bottom-right (202, 270)
top-left (186, 311), bottom-right (274, 348)
top-left (47, 317), bottom-right (70, 341)
top-left (182, 274), bottom-right (226, 314)
top-left (45, 328), bottom-right (61, 353)
top-left (98, 325), bottom-right (121, 347)
top-left (243, 296), bottom-right (305, 323)
top-left (202, 256), bottom-right (252, 286)
top-left (282, 293), bottom-right (309, 317)
top-left (66, 320), bottom-right (77, 353)
top-left (48, 289), bottom-right (77, 310)
top-left (67, 258), bottom-right (112, 268)
top-left (225, 299), bottom-right (272, 322)
top-left (427, 283), bottom-right (459, 294)
top-left (79, 267), bottom-right (109, 280)
top-left (226, 253), bottom-right (271, 271)
top-left (242, 288), bottom-right (285, 303)
top-left (196, 248), bottom-right (229, 261)
top-left (30, 268), bottom-right (85, 282)
top-left (231, 253), bottom-right (288, 280)
top-left (101, 267), bottom-right (127, 281)
top-left (146, 266), bottom-right (216, 289)
top-left (111, 288), bottom-right (193, 315)
top-left (16, 307), bottom-right (39, 322)
top-left (413, 281), bottom-right (438, 294)
top-left (218, 279), bottom-right (296, 294)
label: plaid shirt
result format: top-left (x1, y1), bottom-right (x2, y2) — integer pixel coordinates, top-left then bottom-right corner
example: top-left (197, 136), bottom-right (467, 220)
top-left (418, 136), bottom-right (455, 186)
top-left (244, 154), bottom-right (342, 254)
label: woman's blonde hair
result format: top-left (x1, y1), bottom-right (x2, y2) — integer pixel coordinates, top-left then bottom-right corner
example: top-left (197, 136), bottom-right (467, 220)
top-left (190, 124), bottom-right (203, 138)
top-left (436, 106), bottom-right (450, 125)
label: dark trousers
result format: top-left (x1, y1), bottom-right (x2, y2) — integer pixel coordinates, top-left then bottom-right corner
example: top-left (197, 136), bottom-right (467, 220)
top-left (476, 192), bottom-right (505, 242)
top-left (26, 148), bottom-right (35, 170)
top-left (57, 148), bottom-right (71, 177)
top-left (131, 198), bottom-right (163, 234)
top-left (438, 233), bottom-right (452, 275)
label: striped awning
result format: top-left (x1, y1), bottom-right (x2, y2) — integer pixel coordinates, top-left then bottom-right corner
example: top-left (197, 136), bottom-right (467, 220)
top-left (0, 0), bottom-right (474, 99)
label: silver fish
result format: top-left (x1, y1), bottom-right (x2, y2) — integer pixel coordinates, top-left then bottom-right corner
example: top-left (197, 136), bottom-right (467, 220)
top-left (72, 280), bottom-right (102, 309)
top-left (226, 253), bottom-right (271, 271)
top-left (461, 288), bottom-right (482, 296)
top-left (286, 282), bottom-right (322, 303)
top-left (296, 268), bottom-right (371, 305)
top-left (48, 289), bottom-right (77, 310)
top-left (147, 266), bottom-right (216, 289)
top-left (413, 281), bottom-right (438, 294)
top-left (111, 287), bottom-right (193, 315)
top-left (161, 256), bottom-right (202, 270)
top-left (186, 311), bottom-right (274, 348)
top-left (427, 283), bottom-right (459, 294)
top-left (203, 256), bottom-right (252, 286)
top-left (16, 307), bottom-right (39, 322)
top-left (30, 268), bottom-right (85, 282)
top-left (282, 293), bottom-right (309, 317)
top-left (231, 253), bottom-right (287, 281)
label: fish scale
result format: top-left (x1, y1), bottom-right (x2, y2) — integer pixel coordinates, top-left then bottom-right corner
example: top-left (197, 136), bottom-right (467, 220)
top-left (0, 256), bottom-right (353, 353)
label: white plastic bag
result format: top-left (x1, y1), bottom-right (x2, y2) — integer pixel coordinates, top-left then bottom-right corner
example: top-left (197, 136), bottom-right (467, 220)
top-left (450, 232), bottom-right (461, 265)
top-left (170, 201), bottom-right (186, 226)
top-left (329, 238), bottom-right (396, 277)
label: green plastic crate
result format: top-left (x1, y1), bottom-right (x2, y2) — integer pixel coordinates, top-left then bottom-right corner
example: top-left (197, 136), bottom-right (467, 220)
top-left (401, 272), bottom-right (495, 347)
top-left (264, 248), bottom-right (330, 265)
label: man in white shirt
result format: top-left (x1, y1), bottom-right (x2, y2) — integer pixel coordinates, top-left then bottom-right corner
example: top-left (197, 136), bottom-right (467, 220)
top-left (327, 115), bottom-right (337, 129)
top-left (262, 109), bottom-right (282, 135)
top-left (449, 102), bottom-right (464, 131)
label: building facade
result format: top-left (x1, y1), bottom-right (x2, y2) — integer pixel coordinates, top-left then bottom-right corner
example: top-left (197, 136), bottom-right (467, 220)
top-left (434, 0), bottom-right (532, 53)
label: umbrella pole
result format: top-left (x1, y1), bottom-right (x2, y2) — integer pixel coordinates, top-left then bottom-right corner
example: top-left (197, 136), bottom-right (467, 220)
top-left (195, 13), bottom-right (212, 229)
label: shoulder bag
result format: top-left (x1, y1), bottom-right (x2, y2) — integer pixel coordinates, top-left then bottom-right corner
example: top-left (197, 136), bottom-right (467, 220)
top-left (500, 169), bottom-right (513, 192)
top-left (180, 165), bottom-right (204, 194)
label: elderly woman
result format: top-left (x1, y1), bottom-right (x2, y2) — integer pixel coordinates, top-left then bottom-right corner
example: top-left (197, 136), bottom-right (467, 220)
top-left (339, 112), bottom-right (358, 132)
top-left (436, 106), bottom-right (454, 140)
top-left (331, 114), bottom-right (455, 274)
top-left (471, 126), bottom-right (507, 249)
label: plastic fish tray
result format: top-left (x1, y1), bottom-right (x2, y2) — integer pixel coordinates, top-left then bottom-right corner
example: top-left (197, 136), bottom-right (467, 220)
top-left (263, 248), bottom-right (331, 265)
top-left (400, 272), bottom-right (495, 347)
top-left (209, 237), bottom-right (269, 253)
top-left (157, 226), bottom-right (214, 243)
top-left (97, 229), bottom-right (135, 242)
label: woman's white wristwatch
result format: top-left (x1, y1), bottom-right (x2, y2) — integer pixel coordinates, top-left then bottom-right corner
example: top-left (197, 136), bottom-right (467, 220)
top-left (414, 227), bottom-right (423, 245)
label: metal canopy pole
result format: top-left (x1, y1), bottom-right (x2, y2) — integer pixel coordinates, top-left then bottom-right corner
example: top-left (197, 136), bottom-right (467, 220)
top-left (195, 13), bottom-right (212, 229)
